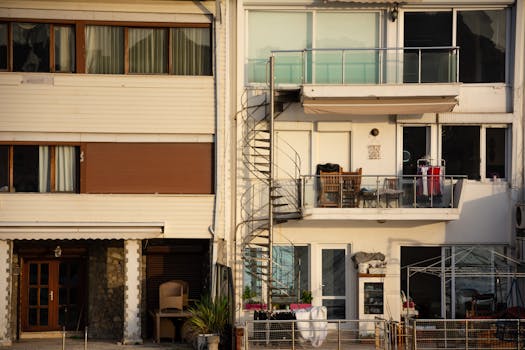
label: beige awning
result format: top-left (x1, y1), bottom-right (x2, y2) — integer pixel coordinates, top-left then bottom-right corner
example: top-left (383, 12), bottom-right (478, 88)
top-left (303, 96), bottom-right (458, 115)
top-left (324, 0), bottom-right (399, 2)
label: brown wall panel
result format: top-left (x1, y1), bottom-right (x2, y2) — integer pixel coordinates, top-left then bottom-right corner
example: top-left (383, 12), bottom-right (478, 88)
top-left (82, 143), bottom-right (214, 194)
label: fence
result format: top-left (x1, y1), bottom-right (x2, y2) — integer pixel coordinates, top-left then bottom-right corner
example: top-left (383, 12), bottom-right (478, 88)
top-left (242, 318), bottom-right (525, 350)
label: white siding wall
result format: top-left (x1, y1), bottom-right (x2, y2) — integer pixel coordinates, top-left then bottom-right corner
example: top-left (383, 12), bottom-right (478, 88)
top-left (0, 194), bottom-right (214, 238)
top-left (0, 75), bottom-right (214, 134)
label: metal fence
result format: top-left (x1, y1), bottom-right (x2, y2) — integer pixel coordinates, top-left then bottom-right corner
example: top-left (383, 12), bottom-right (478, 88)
top-left (242, 318), bottom-right (525, 350)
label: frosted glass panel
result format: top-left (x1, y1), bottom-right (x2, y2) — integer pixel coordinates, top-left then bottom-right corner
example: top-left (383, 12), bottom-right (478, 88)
top-left (248, 12), bottom-right (311, 83)
top-left (315, 13), bottom-right (379, 84)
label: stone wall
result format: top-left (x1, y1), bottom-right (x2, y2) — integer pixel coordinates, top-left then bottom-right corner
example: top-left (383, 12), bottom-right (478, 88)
top-left (88, 242), bottom-right (124, 339)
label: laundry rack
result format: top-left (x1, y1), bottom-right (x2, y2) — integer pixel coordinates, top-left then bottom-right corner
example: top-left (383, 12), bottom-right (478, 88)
top-left (416, 159), bottom-right (445, 206)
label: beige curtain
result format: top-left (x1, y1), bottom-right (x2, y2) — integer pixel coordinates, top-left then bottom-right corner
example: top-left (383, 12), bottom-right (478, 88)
top-left (129, 28), bottom-right (167, 74)
top-left (85, 25), bottom-right (124, 74)
top-left (55, 146), bottom-right (76, 192)
top-left (38, 146), bottom-right (50, 193)
top-left (54, 26), bottom-right (75, 72)
top-left (171, 27), bottom-right (211, 76)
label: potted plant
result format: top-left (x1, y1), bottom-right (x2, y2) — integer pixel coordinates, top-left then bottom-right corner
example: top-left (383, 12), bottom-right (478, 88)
top-left (184, 296), bottom-right (230, 350)
top-left (242, 286), bottom-right (265, 310)
top-left (290, 290), bottom-right (313, 310)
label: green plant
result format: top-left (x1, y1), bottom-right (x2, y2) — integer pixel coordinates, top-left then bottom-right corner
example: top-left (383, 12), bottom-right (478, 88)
top-left (301, 290), bottom-right (313, 304)
top-left (242, 286), bottom-right (256, 302)
top-left (185, 296), bottom-right (230, 339)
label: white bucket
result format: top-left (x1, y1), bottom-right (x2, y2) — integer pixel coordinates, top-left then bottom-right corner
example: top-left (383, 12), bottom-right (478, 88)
top-left (358, 263), bottom-right (368, 274)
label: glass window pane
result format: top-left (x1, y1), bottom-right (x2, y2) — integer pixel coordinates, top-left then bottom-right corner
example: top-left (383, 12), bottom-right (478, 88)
top-left (29, 264), bottom-right (38, 285)
top-left (55, 146), bottom-right (77, 192)
top-left (0, 145), bottom-right (8, 191)
top-left (322, 299), bottom-right (345, 320)
top-left (272, 246), bottom-right (309, 299)
top-left (13, 146), bottom-right (39, 192)
top-left (404, 12), bottom-right (453, 83)
top-left (486, 128), bottom-right (506, 179)
top-left (403, 127), bottom-right (429, 175)
top-left (170, 27), bottom-right (211, 76)
top-left (40, 264), bottom-right (49, 285)
top-left (13, 23), bottom-right (50, 72)
top-left (28, 308), bottom-right (37, 326)
top-left (458, 10), bottom-right (506, 83)
top-left (54, 25), bottom-right (75, 72)
top-left (59, 287), bottom-right (67, 304)
top-left (29, 288), bottom-right (38, 305)
top-left (322, 249), bottom-right (345, 296)
top-left (247, 12), bottom-right (310, 83)
top-left (85, 25), bottom-right (124, 74)
top-left (129, 28), bottom-right (167, 74)
top-left (39, 308), bottom-right (48, 326)
top-left (442, 126), bottom-right (480, 180)
top-left (316, 12), bottom-right (379, 84)
top-left (40, 287), bottom-right (49, 305)
top-left (0, 23), bottom-right (7, 70)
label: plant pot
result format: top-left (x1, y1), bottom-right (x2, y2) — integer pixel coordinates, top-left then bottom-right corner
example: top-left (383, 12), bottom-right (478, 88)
top-left (197, 334), bottom-right (220, 350)
top-left (290, 303), bottom-right (312, 310)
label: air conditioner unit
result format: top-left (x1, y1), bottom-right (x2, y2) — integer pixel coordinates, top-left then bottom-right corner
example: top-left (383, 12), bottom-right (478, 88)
top-left (516, 204), bottom-right (525, 229)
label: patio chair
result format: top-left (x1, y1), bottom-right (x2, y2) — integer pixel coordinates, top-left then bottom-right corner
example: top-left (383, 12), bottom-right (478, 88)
top-left (318, 170), bottom-right (341, 207)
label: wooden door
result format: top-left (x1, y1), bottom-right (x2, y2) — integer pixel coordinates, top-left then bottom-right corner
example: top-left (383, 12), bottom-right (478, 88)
top-left (21, 260), bottom-right (84, 331)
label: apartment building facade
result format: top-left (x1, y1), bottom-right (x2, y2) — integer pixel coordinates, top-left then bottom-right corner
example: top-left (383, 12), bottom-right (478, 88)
top-left (0, 0), bottom-right (232, 345)
top-left (235, 0), bottom-right (525, 324)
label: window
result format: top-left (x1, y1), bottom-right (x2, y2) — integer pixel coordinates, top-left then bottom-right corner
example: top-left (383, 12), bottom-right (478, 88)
top-left (10, 22), bottom-right (75, 73)
top-left (404, 12), bottom-right (454, 83)
top-left (404, 9), bottom-right (507, 83)
top-left (272, 246), bottom-right (309, 300)
top-left (486, 128), bottom-right (506, 178)
top-left (1, 20), bottom-right (211, 76)
top-left (458, 10), bottom-right (506, 83)
top-left (0, 23), bottom-right (7, 70)
top-left (0, 145), bottom-right (79, 193)
top-left (247, 11), bottom-right (379, 84)
top-left (403, 126), bottom-right (430, 175)
top-left (85, 25), bottom-right (124, 74)
top-left (441, 126), bottom-right (508, 180)
top-left (442, 126), bottom-right (480, 180)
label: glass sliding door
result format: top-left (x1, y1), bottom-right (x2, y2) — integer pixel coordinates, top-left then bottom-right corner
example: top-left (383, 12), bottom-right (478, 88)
top-left (318, 245), bottom-right (349, 319)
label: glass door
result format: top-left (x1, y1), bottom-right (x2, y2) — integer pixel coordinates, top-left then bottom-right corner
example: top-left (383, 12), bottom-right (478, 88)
top-left (22, 259), bottom-right (84, 332)
top-left (318, 245), bottom-right (349, 319)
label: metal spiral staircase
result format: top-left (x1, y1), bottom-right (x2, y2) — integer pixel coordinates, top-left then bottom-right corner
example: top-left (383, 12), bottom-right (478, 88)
top-left (240, 57), bottom-right (302, 309)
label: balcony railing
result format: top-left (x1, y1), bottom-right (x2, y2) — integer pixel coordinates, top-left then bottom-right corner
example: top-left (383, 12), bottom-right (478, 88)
top-left (248, 46), bottom-right (460, 85)
top-left (302, 174), bottom-right (465, 210)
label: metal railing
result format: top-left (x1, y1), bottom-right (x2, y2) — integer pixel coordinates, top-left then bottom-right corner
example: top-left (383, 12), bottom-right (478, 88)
top-left (301, 174), bottom-right (465, 210)
top-left (247, 46), bottom-right (460, 85)
top-left (242, 318), bottom-right (525, 350)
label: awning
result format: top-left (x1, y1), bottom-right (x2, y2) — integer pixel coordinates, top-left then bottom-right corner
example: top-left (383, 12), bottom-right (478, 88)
top-left (303, 96), bottom-right (457, 115)
top-left (0, 221), bottom-right (164, 240)
top-left (301, 83), bottom-right (460, 115)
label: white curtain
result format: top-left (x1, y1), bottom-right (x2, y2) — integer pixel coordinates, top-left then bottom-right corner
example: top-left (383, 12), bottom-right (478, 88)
top-left (54, 26), bottom-right (75, 72)
top-left (38, 146), bottom-right (50, 193)
top-left (171, 27), bottom-right (211, 75)
top-left (129, 28), bottom-right (167, 73)
top-left (55, 146), bottom-right (76, 192)
top-left (85, 25), bottom-right (124, 74)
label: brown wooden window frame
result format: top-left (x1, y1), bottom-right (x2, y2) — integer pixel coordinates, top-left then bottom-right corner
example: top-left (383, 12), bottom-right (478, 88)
top-left (0, 144), bottom-right (80, 193)
top-left (0, 18), bottom-right (212, 76)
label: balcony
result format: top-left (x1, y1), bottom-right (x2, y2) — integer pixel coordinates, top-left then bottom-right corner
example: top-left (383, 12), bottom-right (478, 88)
top-left (301, 174), bottom-right (465, 221)
top-left (250, 47), bottom-right (461, 115)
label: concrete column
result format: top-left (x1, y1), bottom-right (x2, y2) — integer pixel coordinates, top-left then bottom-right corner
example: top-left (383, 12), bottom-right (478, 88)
top-left (122, 239), bottom-right (142, 344)
top-left (0, 240), bottom-right (12, 346)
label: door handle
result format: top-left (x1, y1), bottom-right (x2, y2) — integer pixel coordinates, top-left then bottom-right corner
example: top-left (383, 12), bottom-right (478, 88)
top-left (49, 290), bottom-right (54, 301)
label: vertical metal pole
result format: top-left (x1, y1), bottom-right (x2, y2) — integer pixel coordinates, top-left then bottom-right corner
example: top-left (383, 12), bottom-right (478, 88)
top-left (62, 326), bottom-right (66, 350)
top-left (518, 320), bottom-right (521, 350)
top-left (84, 326), bottom-right (88, 350)
top-left (337, 320), bottom-right (341, 350)
top-left (456, 48), bottom-right (460, 83)
top-left (411, 320), bottom-right (417, 350)
top-left (465, 320), bottom-right (469, 350)
top-left (267, 55), bottom-right (275, 311)
top-left (450, 178), bottom-right (454, 208)
top-left (418, 49), bottom-right (422, 83)
top-left (413, 176), bottom-right (417, 208)
top-left (342, 49), bottom-right (346, 84)
top-left (292, 320), bottom-right (295, 350)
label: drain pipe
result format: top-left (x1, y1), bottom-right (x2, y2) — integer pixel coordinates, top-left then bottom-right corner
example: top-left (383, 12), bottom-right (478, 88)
top-left (209, 0), bottom-right (223, 300)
